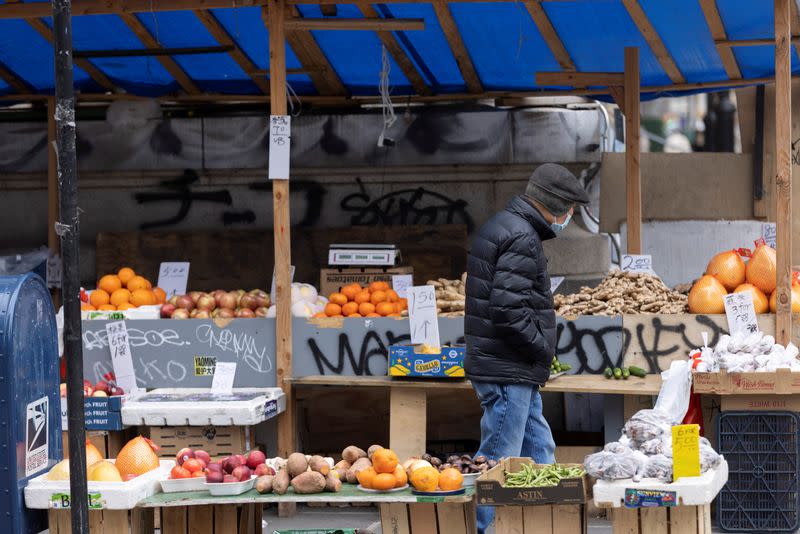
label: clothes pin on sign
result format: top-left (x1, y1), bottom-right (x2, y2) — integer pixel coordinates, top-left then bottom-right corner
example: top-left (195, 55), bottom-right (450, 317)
top-left (269, 115), bottom-right (291, 180)
top-left (408, 285), bottom-right (441, 348)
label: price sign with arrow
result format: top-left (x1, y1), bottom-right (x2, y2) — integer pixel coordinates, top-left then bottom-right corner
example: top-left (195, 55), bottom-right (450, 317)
top-left (408, 285), bottom-right (441, 348)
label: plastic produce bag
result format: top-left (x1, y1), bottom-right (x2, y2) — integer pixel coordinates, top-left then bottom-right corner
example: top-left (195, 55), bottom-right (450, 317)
top-left (634, 454), bottom-right (673, 483)
top-left (584, 449), bottom-right (643, 481)
top-left (638, 436), bottom-right (671, 456)
top-left (700, 444), bottom-right (721, 472)
top-left (603, 441), bottom-right (630, 454)
top-left (653, 360), bottom-right (692, 423)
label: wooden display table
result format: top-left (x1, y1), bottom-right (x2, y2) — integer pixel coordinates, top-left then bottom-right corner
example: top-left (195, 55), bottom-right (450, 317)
top-left (138, 485), bottom-right (476, 534)
top-left (289, 375), bottom-right (662, 460)
top-left (611, 505), bottom-right (712, 534)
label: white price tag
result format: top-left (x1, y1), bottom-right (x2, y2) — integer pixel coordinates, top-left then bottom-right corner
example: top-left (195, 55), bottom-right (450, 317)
top-left (211, 362), bottom-right (236, 395)
top-left (391, 274), bottom-right (414, 299)
top-left (621, 254), bottom-right (655, 274)
top-left (270, 265), bottom-right (296, 301)
top-left (268, 115), bottom-right (291, 180)
top-left (550, 276), bottom-right (565, 293)
top-left (724, 292), bottom-right (759, 336)
top-left (105, 321), bottom-right (138, 394)
top-left (762, 223), bottom-right (777, 249)
top-left (157, 262), bottom-right (190, 299)
top-left (408, 285), bottom-right (441, 348)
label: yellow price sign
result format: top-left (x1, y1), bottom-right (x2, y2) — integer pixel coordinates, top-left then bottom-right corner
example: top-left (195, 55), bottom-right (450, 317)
top-left (671, 424), bottom-right (701, 481)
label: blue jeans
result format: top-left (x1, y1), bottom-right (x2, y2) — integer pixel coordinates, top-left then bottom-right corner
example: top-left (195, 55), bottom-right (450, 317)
top-left (473, 382), bottom-right (556, 534)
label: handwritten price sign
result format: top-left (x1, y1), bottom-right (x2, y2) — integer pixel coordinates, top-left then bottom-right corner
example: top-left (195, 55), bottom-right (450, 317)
top-left (724, 292), bottom-right (758, 336)
top-left (105, 321), bottom-right (138, 394)
top-left (268, 115), bottom-right (291, 180)
top-left (157, 262), bottom-right (190, 299)
top-left (408, 285), bottom-right (441, 348)
top-left (621, 254), bottom-right (655, 274)
top-left (672, 424), bottom-right (701, 481)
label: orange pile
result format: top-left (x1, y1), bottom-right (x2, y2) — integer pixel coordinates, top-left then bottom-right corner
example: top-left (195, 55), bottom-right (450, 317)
top-left (82, 267), bottom-right (166, 312)
top-left (356, 448), bottom-right (407, 490)
top-left (317, 281), bottom-right (407, 319)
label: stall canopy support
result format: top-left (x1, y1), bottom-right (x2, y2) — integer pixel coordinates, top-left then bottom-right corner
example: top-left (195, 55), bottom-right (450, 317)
top-left (52, 0), bottom-right (89, 531)
top-left (775, 0), bottom-right (793, 345)
top-left (47, 97), bottom-right (61, 308)
top-left (623, 47), bottom-right (642, 255)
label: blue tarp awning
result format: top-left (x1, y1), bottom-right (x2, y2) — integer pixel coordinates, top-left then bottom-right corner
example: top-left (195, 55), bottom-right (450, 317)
top-left (0, 0), bottom-right (791, 100)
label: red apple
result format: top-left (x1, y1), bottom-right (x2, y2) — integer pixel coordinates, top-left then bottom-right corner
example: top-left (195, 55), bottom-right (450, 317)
top-left (83, 384), bottom-right (93, 396)
top-left (160, 303), bottom-right (176, 318)
top-left (110, 385), bottom-right (125, 396)
top-left (232, 465), bottom-right (252, 482)
top-left (175, 295), bottom-right (195, 311)
top-left (218, 292), bottom-right (238, 310)
top-left (195, 450), bottom-right (212, 465)
top-left (246, 450), bottom-right (266, 469)
top-left (249, 289), bottom-right (269, 308)
top-left (94, 380), bottom-right (110, 394)
top-left (206, 470), bottom-right (224, 483)
top-left (176, 448), bottom-right (195, 466)
top-left (196, 295), bottom-right (216, 312)
top-left (206, 462), bottom-right (223, 473)
top-left (235, 308), bottom-right (255, 319)
top-left (171, 308), bottom-right (190, 320)
top-left (212, 290), bottom-right (227, 306)
top-left (223, 475), bottom-right (238, 483)
top-left (254, 464), bottom-right (275, 477)
top-left (223, 456), bottom-right (242, 474)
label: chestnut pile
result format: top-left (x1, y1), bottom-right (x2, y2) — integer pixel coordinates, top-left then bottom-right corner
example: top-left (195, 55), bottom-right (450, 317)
top-left (423, 453), bottom-right (498, 475)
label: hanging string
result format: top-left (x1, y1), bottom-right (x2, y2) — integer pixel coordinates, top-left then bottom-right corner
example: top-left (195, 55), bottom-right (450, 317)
top-left (378, 44), bottom-right (396, 146)
top-left (286, 80), bottom-right (302, 117)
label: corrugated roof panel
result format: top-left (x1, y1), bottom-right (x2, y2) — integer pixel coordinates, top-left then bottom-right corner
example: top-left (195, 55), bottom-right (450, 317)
top-left (449, 2), bottom-right (559, 90)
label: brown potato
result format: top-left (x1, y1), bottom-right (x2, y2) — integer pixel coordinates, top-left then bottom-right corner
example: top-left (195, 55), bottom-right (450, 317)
top-left (308, 455), bottom-right (330, 476)
top-left (346, 457), bottom-right (372, 484)
top-left (333, 460), bottom-right (350, 481)
top-left (342, 446), bottom-right (367, 464)
top-left (287, 453), bottom-right (309, 478)
top-left (255, 475), bottom-right (274, 494)
top-left (291, 471), bottom-right (326, 494)
top-left (325, 472), bottom-right (342, 492)
top-left (273, 469), bottom-right (290, 495)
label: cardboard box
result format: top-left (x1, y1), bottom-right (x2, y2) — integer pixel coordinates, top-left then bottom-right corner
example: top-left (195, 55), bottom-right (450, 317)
top-left (693, 368), bottom-right (800, 395)
top-left (61, 396), bottom-right (125, 431)
top-left (721, 394), bottom-right (800, 411)
top-left (320, 266), bottom-right (413, 296)
top-left (388, 345), bottom-right (465, 378)
top-left (149, 425), bottom-right (250, 458)
top-left (476, 458), bottom-right (591, 506)
top-left (494, 504), bottom-right (587, 534)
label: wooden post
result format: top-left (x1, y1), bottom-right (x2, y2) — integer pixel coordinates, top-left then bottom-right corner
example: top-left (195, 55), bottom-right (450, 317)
top-left (624, 47), bottom-right (642, 255)
top-left (775, 0), bottom-right (793, 345)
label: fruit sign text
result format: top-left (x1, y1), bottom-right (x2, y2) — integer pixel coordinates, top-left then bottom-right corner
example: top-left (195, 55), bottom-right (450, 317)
top-left (105, 321), bottom-right (139, 394)
top-left (408, 285), bottom-right (441, 348)
top-left (672, 424), bottom-right (700, 481)
top-left (269, 115), bottom-right (291, 180)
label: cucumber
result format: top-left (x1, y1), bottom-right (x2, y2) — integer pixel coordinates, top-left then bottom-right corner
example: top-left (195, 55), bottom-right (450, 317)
top-left (560, 363), bottom-right (572, 371)
top-left (604, 368), bottom-right (613, 379)
top-left (628, 366), bottom-right (647, 378)
top-left (613, 367), bottom-right (622, 379)
top-left (622, 368), bottom-right (630, 379)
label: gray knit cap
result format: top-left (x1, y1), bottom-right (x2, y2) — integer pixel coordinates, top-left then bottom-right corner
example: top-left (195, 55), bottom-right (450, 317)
top-left (525, 164), bottom-right (590, 217)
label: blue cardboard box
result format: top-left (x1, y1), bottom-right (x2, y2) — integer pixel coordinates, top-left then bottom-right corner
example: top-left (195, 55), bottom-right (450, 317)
top-left (61, 395), bottom-right (125, 431)
top-left (388, 345), bottom-right (465, 378)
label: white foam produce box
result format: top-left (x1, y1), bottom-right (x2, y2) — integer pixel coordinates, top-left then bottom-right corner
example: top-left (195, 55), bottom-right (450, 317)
top-left (25, 460), bottom-right (174, 510)
top-left (121, 387), bottom-right (286, 426)
top-left (593, 459), bottom-right (728, 508)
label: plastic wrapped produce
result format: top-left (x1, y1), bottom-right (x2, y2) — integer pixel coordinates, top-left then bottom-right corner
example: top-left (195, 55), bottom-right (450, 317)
top-left (584, 449), bottom-right (643, 481)
top-left (603, 441), bottom-right (630, 454)
top-left (633, 454), bottom-right (673, 483)
top-left (639, 437), bottom-right (671, 457)
top-left (700, 444), bottom-right (721, 472)
top-left (623, 409), bottom-right (673, 444)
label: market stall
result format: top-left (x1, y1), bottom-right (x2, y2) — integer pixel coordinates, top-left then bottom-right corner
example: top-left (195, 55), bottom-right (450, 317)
top-left (0, 0), bottom-right (795, 532)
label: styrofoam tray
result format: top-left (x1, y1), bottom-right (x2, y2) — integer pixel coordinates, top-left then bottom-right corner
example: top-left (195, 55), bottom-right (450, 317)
top-left (160, 475), bottom-right (207, 493)
top-left (121, 388), bottom-right (286, 426)
top-left (593, 459), bottom-right (728, 508)
top-left (205, 476), bottom-right (256, 496)
top-left (24, 460), bottom-right (174, 510)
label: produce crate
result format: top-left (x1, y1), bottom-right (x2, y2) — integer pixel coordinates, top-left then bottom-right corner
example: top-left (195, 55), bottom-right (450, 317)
top-left (62, 429), bottom-right (136, 459)
top-left (379, 501), bottom-right (476, 534)
top-left (273, 530), bottom-right (358, 534)
top-left (717, 411), bottom-right (800, 532)
top-left (47, 508), bottom-right (154, 534)
top-left (388, 345), bottom-right (465, 378)
top-left (149, 425), bottom-right (251, 458)
top-left (319, 266), bottom-right (413, 296)
top-left (693, 368), bottom-right (800, 395)
top-left (61, 396), bottom-right (125, 431)
top-left (610, 505), bottom-right (712, 534)
top-left (494, 504), bottom-right (586, 534)
top-left (476, 458), bottom-right (590, 506)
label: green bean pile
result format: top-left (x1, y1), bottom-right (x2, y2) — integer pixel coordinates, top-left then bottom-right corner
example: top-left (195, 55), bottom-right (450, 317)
top-left (503, 464), bottom-right (585, 488)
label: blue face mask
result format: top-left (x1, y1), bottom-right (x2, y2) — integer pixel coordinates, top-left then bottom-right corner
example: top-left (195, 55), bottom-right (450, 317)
top-left (550, 212), bottom-right (571, 234)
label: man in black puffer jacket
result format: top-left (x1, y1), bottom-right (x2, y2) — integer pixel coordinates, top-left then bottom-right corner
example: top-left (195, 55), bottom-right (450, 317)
top-left (465, 164), bottom-right (589, 534)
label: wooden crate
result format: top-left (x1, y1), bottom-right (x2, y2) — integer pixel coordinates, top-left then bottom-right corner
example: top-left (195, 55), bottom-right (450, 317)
top-left (148, 425), bottom-right (251, 458)
top-left (62, 429), bottom-right (135, 459)
top-left (494, 504), bottom-right (586, 534)
top-left (48, 509), bottom-right (154, 534)
top-left (158, 504), bottom-right (263, 534)
top-left (380, 500), bottom-right (477, 534)
top-left (611, 505), bottom-right (712, 534)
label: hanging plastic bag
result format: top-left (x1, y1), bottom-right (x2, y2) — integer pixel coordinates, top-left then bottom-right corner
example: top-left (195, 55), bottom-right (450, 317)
top-left (653, 360), bottom-right (693, 424)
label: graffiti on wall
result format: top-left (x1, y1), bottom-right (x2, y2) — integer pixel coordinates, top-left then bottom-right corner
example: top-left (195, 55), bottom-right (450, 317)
top-left (135, 169), bottom-right (232, 229)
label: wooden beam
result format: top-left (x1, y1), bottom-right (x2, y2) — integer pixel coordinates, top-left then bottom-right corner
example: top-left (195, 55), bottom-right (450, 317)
top-left (537, 71), bottom-right (624, 87)
top-left (699, 0), bottom-right (742, 79)
top-left (194, 10), bottom-right (269, 94)
top-left (268, 0), bottom-right (295, 464)
top-left (357, 3), bottom-right (431, 96)
top-left (624, 47), bottom-right (642, 255)
top-left (716, 37), bottom-right (800, 46)
top-left (432, 0), bottom-right (482, 93)
top-left (119, 14), bottom-right (201, 94)
top-left (0, 61), bottom-right (30, 93)
top-left (775, 0), bottom-right (792, 345)
top-left (74, 45), bottom-right (233, 58)
top-left (284, 17), bottom-right (424, 31)
top-left (266, 7), bottom-right (347, 96)
top-left (524, 1), bottom-right (575, 73)
top-left (0, 0), bottom-right (266, 19)
top-left (790, 0), bottom-right (800, 59)
top-left (622, 0), bottom-right (685, 83)
top-left (251, 68), bottom-right (323, 76)
top-left (26, 18), bottom-right (115, 91)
